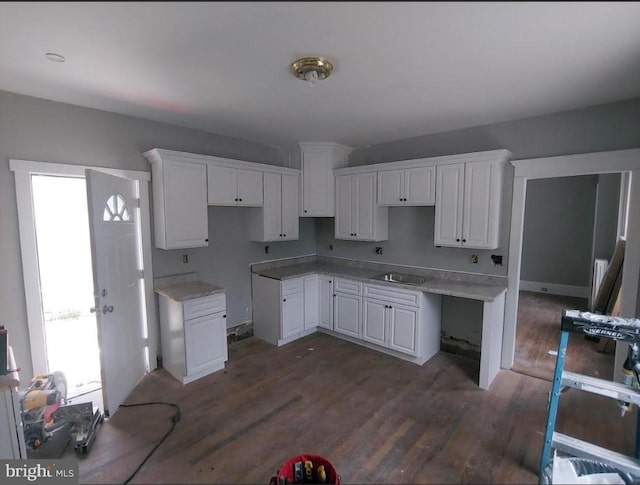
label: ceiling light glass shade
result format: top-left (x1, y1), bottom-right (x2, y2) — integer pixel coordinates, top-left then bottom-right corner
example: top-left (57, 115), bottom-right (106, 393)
top-left (304, 69), bottom-right (319, 87)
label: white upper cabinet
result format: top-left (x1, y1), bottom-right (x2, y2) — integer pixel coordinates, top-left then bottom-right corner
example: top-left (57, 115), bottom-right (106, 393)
top-left (377, 166), bottom-right (435, 206)
top-left (299, 142), bottom-right (351, 217)
top-left (435, 159), bottom-right (504, 249)
top-left (207, 165), bottom-right (263, 206)
top-left (249, 172), bottom-right (300, 242)
top-left (145, 152), bottom-right (209, 250)
top-left (335, 172), bottom-right (388, 241)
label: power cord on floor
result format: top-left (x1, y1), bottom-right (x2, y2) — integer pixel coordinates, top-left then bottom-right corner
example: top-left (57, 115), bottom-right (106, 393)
top-left (119, 401), bottom-right (181, 485)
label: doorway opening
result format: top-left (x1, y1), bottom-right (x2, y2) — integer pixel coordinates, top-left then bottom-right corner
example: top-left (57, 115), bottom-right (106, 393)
top-left (31, 174), bottom-right (103, 403)
top-left (512, 173), bottom-right (628, 381)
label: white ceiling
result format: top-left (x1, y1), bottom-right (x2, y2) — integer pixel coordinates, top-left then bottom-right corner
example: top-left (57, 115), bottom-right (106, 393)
top-left (2, 2), bottom-right (640, 150)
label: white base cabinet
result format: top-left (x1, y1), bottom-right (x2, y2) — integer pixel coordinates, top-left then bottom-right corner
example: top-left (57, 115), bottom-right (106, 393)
top-left (158, 293), bottom-right (228, 384)
top-left (333, 278), bottom-right (363, 339)
top-left (362, 283), bottom-right (441, 360)
top-left (318, 275), bottom-right (334, 330)
top-left (252, 273), bottom-right (442, 366)
top-left (252, 274), bottom-right (318, 346)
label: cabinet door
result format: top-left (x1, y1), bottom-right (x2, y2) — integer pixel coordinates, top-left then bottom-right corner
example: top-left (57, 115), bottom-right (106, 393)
top-left (262, 172), bottom-right (283, 241)
top-left (362, 299), bottom-right (387, 347)
top-left (185, 313), bottom-right (227, 375)
top-left (405, 166), bottom-right (436, 205)
top-left (354, 172), bottom-right (376, 240)
top-left (462, 161), bottom-right (496, 249)
top-left (163, 161), bottom-right (208, 249)
top-left (303, 275), bottom-right (319, 330)
top-left (281, 291), bottom-right (304, 339)
top-left (434, 163), bottom-right (465, 247)
top-left (388, 304), bottom-right (419, 356)
top-left (207, 165), bottom-right (238, 205)
top-left (335, 175), bottom-right (354, 239)
top-left (236, 169), bottom-right (263, 206)
top-left (318, 276), bottom-right (334, 330)
top-left (302, 150), bottom-right (333, 216)
top-left (377, 170), bottom-right (404, 206)
top-left (334, 292), bottom-right (361, 339)
top-left (281, 174), bottom-right (300, 240)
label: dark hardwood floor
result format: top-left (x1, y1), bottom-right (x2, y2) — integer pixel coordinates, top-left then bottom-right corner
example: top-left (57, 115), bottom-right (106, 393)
top-left (513, 291), bottom-right (614, 382)
top-left (71, 321), bottom-right (634, 484)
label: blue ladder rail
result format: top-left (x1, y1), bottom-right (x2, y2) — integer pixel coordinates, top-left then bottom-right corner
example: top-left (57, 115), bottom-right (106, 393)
top-left (538, 310), bottom-right (640, 480)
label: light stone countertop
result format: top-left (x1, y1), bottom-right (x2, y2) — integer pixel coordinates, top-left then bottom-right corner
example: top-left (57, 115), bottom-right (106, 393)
top-left (252, 258), bottom-right (507, 302)
top-left (154, 272), bottom-right (225, 302)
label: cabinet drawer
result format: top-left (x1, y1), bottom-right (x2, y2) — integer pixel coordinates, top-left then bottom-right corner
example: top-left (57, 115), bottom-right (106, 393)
top-left (334, 278), bottom-right (363, 296)
top-left (364, 284), bottom-right (420, 307)
top-left (281, 278), bottom-right (303, 296)
top-left (183, 294), bottom-right (226, 320)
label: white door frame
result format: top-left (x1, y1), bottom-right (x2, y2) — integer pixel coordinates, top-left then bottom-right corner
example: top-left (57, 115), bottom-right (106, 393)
top-left (10, 159), bottom-right (158, 376)
top-left (503, 148), bottom-right (640, 379)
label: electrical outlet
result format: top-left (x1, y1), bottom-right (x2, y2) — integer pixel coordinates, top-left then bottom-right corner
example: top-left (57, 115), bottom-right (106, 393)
top-left (375, 247), bottom-right (383, 255)
top-left (329, 244), bottom-right (333, 251)
top-left (471, 255), bottom-right (478, 264)
top-left (182, 254), bottom-right (189, 264)
top-left (265, 245), bottom-right (269, 254)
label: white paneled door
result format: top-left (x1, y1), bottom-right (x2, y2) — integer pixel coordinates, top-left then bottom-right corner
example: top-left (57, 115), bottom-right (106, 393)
top-left (86, 170), bottom-right (147, 416)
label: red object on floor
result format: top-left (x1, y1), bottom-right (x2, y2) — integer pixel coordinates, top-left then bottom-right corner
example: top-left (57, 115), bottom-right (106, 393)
top-left (269, 454), bottom-right (340, 484)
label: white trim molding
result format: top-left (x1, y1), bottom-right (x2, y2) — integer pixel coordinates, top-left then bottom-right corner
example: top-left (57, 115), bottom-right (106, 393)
top-left (519, 281), bottom-right (590, 299)
top-left (503, 148), bottom-right (640, 380)
top-left (11, 159), bottom-right (157, 377)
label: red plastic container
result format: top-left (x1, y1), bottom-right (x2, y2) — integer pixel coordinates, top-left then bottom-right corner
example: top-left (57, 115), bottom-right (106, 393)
top-left (269, 454), bottom-right (340, 485)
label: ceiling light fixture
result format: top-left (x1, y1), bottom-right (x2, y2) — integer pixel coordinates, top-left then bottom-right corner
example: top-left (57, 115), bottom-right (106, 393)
top-left (290, 56), bottom-right (333, 87)
top-left (45, 52), bottom-right (66, 63)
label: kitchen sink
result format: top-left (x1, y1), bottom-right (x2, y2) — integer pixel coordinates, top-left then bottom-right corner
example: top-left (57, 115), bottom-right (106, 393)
top-left (372, 272), bottom-right (429, 285)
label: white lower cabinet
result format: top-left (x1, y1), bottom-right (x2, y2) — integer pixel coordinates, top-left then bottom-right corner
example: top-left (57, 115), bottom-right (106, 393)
top-left (252, 273), bottom-right (442, 365)
top-left (252, 274), bottom-right (318, 346)
top-left (333, 278), bottom-right (363, 339)
top-left (362, 283), bottom-right (441, 361)
top-left (158, 292), bottom-right (228, 385)
top-left (318, 275), bottom-right (334, 330)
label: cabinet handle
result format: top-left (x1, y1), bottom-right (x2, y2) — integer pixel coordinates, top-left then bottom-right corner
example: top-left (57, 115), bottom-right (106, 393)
top-left (333, 294), bottom-right (336, 297)
top-left (456, 238), bottom-right (460, 242)
top-left (283, 234), bottom-right (286, 237)
top-left (234, 198), bottom-right (238, 202)
top-left (462, 239), bottom-right (467, 243)
top-left (283, 298), bottom-right (287, 302)
top-left (223, 315), bottom-right (226, 318)
top-left (205, 238), bottom-right (209, 242)
top-left (304, 210), bottom-right (308, 213)
top-left (239, 198), bottom-right (243, 202)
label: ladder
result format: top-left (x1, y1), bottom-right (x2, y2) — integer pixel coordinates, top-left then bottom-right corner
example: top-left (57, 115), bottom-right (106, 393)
top-left (538, 309), bottom-right (640, 482)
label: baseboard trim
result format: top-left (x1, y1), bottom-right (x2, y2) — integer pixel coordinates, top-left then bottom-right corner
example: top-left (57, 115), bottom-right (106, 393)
top-left (519, 280), bottom-right (589, 299)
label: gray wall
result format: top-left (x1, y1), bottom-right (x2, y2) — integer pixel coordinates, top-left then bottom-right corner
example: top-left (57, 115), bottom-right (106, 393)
top-left (593, 173), bottom-right (622, 262)
top-left (331, 98), bottom-right (640, 280)
top-left (0, 90), bottom-right (304, 382)
top-left (154, 209), bottom-right (316, 329)
top-left (521, 176), bottom-right (597, 287)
